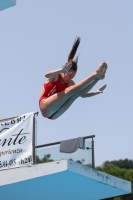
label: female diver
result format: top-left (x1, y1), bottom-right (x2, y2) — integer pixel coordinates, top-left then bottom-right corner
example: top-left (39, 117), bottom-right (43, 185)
top-left (39, 37), bottom-right (108, 120)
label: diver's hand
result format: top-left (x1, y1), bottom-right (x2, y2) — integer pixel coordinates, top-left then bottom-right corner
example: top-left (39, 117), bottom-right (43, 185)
top-left (96, 84), bottom-right (107, 94)
top-left (62, 62), bottom-right (72, 73)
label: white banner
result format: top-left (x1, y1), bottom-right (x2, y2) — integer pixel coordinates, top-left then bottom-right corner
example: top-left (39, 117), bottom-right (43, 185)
top-left (0, 112), bottom-right (35, 170)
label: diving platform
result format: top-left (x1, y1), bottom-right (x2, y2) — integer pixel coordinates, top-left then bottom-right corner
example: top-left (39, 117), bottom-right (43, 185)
top-left (0, 0), bottom-right (16, 11)
top-left (0, 160), bottom-right (131, 200)
top-left (0, 113), bottom-right (132, 199)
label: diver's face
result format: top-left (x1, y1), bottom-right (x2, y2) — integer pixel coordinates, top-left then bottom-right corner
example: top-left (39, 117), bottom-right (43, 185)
top-left (63, 70), bottom-right (76, 83)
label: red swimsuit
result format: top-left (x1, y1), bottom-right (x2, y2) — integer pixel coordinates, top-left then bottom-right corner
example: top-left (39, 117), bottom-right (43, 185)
top-left (39, 74), bottom-right (68, 119)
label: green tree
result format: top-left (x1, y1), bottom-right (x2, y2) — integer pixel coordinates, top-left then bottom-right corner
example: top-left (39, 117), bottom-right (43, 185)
top-left (96, 161), bottom-right (133, 200)
top-left (69, 158), bottom-right (85, 164)
top-left (108, 159), bottom-right (133, 170)
top-left (36, 154), bottom-right (54, 164)
top-left (36, 155), bottom-right (41, 163)
top-left (41, 154), bottom-right (54, 163)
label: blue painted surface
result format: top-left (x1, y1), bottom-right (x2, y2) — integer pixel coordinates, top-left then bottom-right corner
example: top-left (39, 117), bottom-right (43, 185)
top-left (0, 170), bottom-right (129, 200)
top-left (0, 0), bottom-right (15, 11)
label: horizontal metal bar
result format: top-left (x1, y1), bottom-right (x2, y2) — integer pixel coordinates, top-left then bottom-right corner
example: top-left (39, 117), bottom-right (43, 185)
top-left (83, 135), bottom-right (95, 139)
top-left (35, 142), bottom-right (60, 148)
top-left (35, 135), bottom-right (95, 149)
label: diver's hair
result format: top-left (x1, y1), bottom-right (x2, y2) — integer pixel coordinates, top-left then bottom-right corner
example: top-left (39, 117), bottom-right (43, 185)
top-left (67, 37), bottom-right (80, 72)
top-left (75, 54), bottom-right (80, 63)
top-left (68, 37), bottom-right (81, 62)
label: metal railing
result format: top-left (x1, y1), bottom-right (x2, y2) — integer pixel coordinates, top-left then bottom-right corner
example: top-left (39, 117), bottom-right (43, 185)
top-left (35, 135), bottom-right (95, 169)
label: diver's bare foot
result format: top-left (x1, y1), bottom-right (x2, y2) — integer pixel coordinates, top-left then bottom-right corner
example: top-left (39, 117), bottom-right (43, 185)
top-left (95, 62), bottom-right (108, 79)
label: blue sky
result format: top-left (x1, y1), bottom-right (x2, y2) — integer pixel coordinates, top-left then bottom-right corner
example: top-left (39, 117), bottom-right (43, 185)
top-left (0, 0), bottom-right (133, 166)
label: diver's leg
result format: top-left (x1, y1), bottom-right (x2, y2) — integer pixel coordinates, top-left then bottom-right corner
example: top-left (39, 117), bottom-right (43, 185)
top-left (47, 79), bottom-right (99, 119)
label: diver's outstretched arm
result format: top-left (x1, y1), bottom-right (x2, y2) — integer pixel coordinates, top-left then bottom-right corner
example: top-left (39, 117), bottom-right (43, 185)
top-left (45, 62), bottom-right (72, 78)
top-left (81, 84), bottom-right (107, 98)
